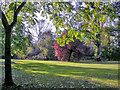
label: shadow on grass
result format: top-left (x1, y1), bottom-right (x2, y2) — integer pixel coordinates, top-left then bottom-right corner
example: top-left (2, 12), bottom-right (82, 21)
top-left (79, 61), bottom-right (120, 64)
top-left (13, 62), bottom-right (118, 81)
top-left (1, 60), bottom-right (118, 88)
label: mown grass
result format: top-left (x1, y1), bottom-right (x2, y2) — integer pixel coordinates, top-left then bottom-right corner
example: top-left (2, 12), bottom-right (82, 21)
top-left (0, 59), bottom-right (119, 89)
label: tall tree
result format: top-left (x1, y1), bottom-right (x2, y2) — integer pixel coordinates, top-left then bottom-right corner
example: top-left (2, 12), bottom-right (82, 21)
top-left (70, 2), bottom-right (117, 61)
top-left (0, 2), bottom-right (26, 86)
top-left (113, 1), bottom-right (120, 47)
top-left (46, 2), bottom-right (118, 61)
top-left (0, 1), bottom-right (59, 86)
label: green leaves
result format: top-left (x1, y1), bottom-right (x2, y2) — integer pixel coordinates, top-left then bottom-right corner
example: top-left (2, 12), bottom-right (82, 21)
top-left (75, 32), bottom-right (80, 39)
top-left (47, 2), bottom-right (117, 48)
top-left (9, 3), bottom-right (14, 11)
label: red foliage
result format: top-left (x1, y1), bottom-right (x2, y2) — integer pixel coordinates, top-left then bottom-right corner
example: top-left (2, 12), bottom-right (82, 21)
top-left (52, 41), bottom-right (70, 61)
top-left (53, 30), bottom-right (90, 61)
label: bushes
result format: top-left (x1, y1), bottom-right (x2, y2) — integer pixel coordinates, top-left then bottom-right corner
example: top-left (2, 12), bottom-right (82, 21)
top-left (101, 46), bottom-right (120, 61)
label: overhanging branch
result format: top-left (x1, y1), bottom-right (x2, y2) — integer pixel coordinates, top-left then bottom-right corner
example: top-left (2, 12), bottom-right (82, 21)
top-left (0, 7), bottom-right (9, 29)
top-left (11, 2), bottom-right (26, 28)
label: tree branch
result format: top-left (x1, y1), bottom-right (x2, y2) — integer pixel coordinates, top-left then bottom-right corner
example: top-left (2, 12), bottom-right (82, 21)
top-left (0, 7), bottom-right (9, 29)
top-left (14, 2), bottom-right (17, 13)
top-left (11, 2), bottom-right (26, 29)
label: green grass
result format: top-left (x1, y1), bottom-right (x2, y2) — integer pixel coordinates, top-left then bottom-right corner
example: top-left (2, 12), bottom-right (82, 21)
top-left (0, 59), bottom-right (119, 88)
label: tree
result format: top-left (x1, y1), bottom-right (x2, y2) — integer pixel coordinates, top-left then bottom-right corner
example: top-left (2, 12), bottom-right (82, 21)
top-left (0, 21), bottom-right (4, 58)
top-left (26, 31), bottom-right (56, 60)
top-left (111, 1), bottom-right (120, 48)
top-left (74, 2), bottom-right (117, 61)
top-left (38, 31), bottom-right (56, 60)
top-left (101, 26), bottom-right (119, 60)
top-left (1, 2), bottom-right (72, 86)
top-left (0, 2), bottom-right (26, 86)
top-left (25, 18), bottom-right (56, 60)
top-left (46, 2), bottom-right (119, 61)
top-left (53, 30), bottom-right (90, 62)
top-left (0, 1), bottom-right (46, 86)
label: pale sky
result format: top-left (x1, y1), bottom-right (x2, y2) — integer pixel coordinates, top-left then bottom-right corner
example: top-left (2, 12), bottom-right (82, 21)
top-left (27, 12), bottom-right (56, 43)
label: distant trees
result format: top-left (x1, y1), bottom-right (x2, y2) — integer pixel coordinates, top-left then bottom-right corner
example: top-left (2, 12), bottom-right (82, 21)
top-left (25, 44), bottom-right (41, 59)
top-left (37, 31), bottom-right (56, 60)
top-left (25, 30), bottom-right (57, 60)
top-left (24, 18), bottom-right (56, 60)
top-left (101, 27), bottom-right (120, 60)
top-left (0, 21), bottom-right (4, 59)
top-left (53, 30), bottom-right (90, 62)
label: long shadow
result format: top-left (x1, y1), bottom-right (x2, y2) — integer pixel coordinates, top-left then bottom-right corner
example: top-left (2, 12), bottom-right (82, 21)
top-left (6, 61), bottom-right (118, 88)
top-left (1, 60), bottom-right (119, 88)
top-left (12, 62), bottom-right (118, 81)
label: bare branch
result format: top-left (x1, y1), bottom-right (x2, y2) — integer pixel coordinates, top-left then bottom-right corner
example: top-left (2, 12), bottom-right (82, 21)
top-left (14, 2), bottom-right (17, 13)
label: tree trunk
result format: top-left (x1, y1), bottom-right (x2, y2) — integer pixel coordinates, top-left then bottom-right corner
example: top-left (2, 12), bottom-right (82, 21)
top-left (68, 49), bottom-right (73, 62)
top-left (118, 14), bottom-right (120, 47)
top-left (108, 32), bottom-right (111, 61)
top-left (3, 26), bottom-right (15, 86)
top-left (96, 15), bottom-right (102, 62)
top-left (96, 33), bottom-right (101, 61)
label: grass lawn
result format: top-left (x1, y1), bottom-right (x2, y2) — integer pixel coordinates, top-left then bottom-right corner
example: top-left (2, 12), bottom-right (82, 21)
top-left (0, 59), bottom-right (119, 88)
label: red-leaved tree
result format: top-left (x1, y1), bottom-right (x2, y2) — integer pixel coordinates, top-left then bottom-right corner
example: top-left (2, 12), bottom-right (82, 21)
top-left (53, 30), bottom-right (90, 61)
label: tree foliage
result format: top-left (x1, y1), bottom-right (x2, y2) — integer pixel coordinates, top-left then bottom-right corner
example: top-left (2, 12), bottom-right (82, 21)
top-left (53, 30), bottom-right (90, 61)
top-left (38, 31), bottom-right (56, 60)
top-left (46, 2), bottom-right (118, 61)
top-left (25, 31), bottom-right (56, 60)
top-left (1, 2), bottom-right (41, 59)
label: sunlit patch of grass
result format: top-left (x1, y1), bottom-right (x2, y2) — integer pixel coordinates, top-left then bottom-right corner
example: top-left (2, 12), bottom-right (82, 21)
top-left (31, 71), bottom-right (49, 74)
top-left (13, 60), bottom-right (118, 70)
top-left (0, 59), bottom-right (119, 88)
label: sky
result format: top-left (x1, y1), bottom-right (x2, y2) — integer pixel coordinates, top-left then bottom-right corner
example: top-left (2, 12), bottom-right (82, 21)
top-left (28, 12), bottom-right (56, 43)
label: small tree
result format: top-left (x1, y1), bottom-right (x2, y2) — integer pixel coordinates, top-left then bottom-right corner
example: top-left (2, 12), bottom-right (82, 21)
top-left (37, 31), bottom-right (56, 60)
top-left (53, 30), bottom-right (90, 62)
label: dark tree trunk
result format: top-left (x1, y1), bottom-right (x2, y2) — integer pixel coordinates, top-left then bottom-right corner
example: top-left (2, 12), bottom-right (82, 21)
top-left (3, 27), bottom-right (15, 86)
top-left (68, 49), bottom-right (73, 62)
top-left (97, 57), bottom-right (101, 62)
top-left (108, 32), bottom-right (111, 61)
top-left (118, 14), bottom-right (120, 47)
top-left (96, 33), bottom-right (101, 61)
